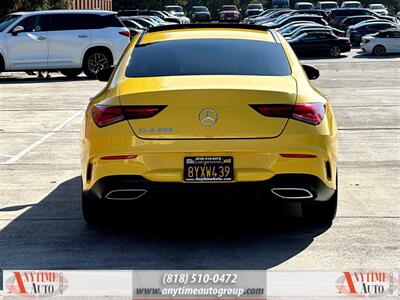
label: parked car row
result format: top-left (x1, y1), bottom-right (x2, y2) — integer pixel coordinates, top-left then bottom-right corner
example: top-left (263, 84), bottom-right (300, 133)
top-left (243, 4), bottom-right (399, 56)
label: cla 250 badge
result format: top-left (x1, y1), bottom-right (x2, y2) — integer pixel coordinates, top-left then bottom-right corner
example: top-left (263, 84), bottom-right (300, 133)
top-left (138, 128), bottom-right (173, 133)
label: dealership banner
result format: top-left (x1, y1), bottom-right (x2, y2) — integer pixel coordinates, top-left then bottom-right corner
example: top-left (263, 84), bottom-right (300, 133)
top-left (132, 270), bottom-right (266, 299)
top-left (1, 270), bottom-right (399, 299)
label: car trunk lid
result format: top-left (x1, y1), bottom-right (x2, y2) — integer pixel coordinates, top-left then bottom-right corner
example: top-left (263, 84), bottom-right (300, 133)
top-left (119, 75), bottom-right (297, 139)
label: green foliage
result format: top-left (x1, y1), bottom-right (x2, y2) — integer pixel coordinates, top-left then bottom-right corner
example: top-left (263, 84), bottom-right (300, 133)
top-left (112, 0), bottom-right (399, 14)
top-left (0, 0), bottom-right (69, 17)
top-left (113, 0), bottom-right (272, 11)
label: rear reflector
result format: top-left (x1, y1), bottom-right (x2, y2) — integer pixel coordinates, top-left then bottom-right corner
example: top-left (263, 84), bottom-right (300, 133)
top-left (91, 105), bottom-right (166, 127)
top-left (250, 103), bottom-right (325, 125)
top-left (119, 30), bottom-right (131, 37)
top-left (101, 155), bottom-right (138, 160)
top-left (280, 154), bottom-right (317, 158)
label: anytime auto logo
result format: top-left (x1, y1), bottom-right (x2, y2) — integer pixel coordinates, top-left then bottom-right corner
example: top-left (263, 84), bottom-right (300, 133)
top-left (336, 271), bottom-right (399, 297)
top-left (5, 271), bottom-right (69, 297)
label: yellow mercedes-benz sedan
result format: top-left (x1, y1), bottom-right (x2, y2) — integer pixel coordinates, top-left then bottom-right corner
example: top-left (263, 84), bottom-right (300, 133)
top-left (81, 24), bottom-right (338, 225)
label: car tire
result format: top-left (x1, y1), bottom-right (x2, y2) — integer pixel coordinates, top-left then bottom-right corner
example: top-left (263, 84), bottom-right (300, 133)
top-left (0, 54), bottom-right (4, 74)
top-left (372, 45), bottom-right (386, 56)
top-left (329, 46), bottom-right (341, 57)
top-left (60, 69), bottom-right (82, 78)
top-left (301, 175), bottom-right (338, 225)
top-left (82, 49), bottom-right (112, 79)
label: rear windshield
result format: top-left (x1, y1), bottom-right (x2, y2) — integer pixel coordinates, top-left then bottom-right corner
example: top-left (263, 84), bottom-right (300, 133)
top-left (125, 39), bottom-right (291, 78)
top-left (194, 7), bottom-right (208, 12)
top-left (321, 3), bottom-right (338, 8)
top-left (370, 4), bottom-right (384, 9)
top-left (343, 2), bottom-right (361, 7)
top-left (222, 6), bottom-right (238, 11)
top-left (248, 4), bottom-right (263, 9)
top-left (332, 9), bottom-right (364, 16)
top-left (166, 6), bottom-right (183, 12)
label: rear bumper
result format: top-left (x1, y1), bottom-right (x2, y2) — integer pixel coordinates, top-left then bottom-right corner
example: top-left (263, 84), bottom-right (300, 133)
top-left (84, 174), bottom-right (336, 203)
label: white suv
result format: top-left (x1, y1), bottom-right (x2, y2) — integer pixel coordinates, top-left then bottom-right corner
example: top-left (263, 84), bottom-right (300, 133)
top-left (0, 10), bottom-right (130, 78)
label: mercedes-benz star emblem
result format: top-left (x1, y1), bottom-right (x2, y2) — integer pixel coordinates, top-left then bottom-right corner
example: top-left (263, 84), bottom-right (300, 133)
top-left (199, 108), bottom-right (218, 126)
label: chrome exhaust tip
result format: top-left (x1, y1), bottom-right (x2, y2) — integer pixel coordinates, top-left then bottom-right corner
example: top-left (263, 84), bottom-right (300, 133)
top-left (271, 188), bottom-right (313, 200)
top-left (105, 189), bottom-right (147, 200)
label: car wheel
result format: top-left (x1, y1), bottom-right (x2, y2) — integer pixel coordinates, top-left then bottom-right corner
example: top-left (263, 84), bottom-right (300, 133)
top-left (301, 175), bottom-right (338, 225)
top-left (60, 69), bottom-right (82, 78)
top-left (373, 45), bottom-right (386, 56)
top-left (83, 50), bottom-right (112, 79)
top-left (329, 46), bottom-right (341, 57)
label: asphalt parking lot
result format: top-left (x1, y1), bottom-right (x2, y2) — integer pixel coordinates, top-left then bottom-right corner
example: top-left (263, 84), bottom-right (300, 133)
top-left (0, 49), bottom-right (399, 277)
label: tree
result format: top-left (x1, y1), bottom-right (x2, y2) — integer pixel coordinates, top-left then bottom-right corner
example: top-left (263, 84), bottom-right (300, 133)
top-left (0, 0), bottom-right (69, 17)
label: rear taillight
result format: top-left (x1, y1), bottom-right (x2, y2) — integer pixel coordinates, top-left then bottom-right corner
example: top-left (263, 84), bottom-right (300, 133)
top-left (91, 105), bottom-right (166, 128)
top-left (250, 103), bottom-right (325, 125)
top-left (119, 30), bottom-right (131, 37)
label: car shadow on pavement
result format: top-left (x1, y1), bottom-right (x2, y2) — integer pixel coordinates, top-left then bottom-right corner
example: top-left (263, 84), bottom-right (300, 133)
top-left (0, 75), bottom-right (91, 84)
top-left (352, 53), bottom-right (400, 59)
top-left (0, 176), bottom-right (331, 281)
top-left (299, 54), bottom-right (347, 60)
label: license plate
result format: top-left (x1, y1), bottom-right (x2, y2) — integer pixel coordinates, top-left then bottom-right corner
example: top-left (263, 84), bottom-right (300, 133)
top-left (184, 156), bottom-right (234, 182)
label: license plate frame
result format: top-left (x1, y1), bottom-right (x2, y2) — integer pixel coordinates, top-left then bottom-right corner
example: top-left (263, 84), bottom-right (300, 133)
top-left (183, 156), bottom-right (234, 182)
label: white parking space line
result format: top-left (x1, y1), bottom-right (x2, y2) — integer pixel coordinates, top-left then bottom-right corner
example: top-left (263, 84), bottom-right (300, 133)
top-left (1, 109), bottom-right (85, 165)
top-left (0, 154), bottom-right (13, 158)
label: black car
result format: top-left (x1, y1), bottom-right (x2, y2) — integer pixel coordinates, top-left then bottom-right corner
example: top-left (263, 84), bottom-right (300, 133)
top-left (338, 15), bottom-right (378, 30)
top-left (328, 8), bottom-right (397, 28)
top-left (288, 31), bottom-right (351, 56)
top-left (190, 6), bottom-right (211, 22)
top-left (347, 22), bottom-right (396, 44)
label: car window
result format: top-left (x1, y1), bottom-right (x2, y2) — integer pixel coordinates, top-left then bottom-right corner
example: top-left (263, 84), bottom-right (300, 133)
top-left (379, 24), bottom-right (391, 29)
top-left (301, 34), bottom-right (319, 40)
top-left (248, 4), bottom-right (263, 9)
top-left (318, 33), bottom-right (333, 39)
top-left (194, 7), bottom-right (208, 12)
top-left (49, 14), bottom-right (92, 30)
top-left (15, 15), bottom-right (48, 32)
top-left (0, 14), bottom-right (22, 32)
top-left (222, 6), bottom-right (238, 11)
top-left (49, 14), bottom-right (122, 31)
top-left (392, 32), bottom-right (400, 38)
top-left (126, 39), bottom-right (291, 77)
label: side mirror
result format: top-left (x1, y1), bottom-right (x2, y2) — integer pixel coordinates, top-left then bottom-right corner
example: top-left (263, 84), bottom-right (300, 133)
top-left (96, 66), bottom-right (115, 82)
top-left (302, 64), bottom-right (320, 80)
top-left (12, 26), bottom-right (24, 36)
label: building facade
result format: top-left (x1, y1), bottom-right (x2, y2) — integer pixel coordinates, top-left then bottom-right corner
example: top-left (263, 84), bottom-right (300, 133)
top-left (70, 0), bottom-right (113, 11)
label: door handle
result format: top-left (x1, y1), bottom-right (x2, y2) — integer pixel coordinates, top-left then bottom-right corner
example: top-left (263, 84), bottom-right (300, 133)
top-left (37, 36), bottom-right (46, 41)
top-left (78, 34), bottom-right (88, 38)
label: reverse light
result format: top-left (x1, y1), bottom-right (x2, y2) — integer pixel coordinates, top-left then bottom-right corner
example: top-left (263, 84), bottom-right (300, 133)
top-left (91, 105), bottom-right (166, 128)
top-left (250, 103), bottom-right (326, 125)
